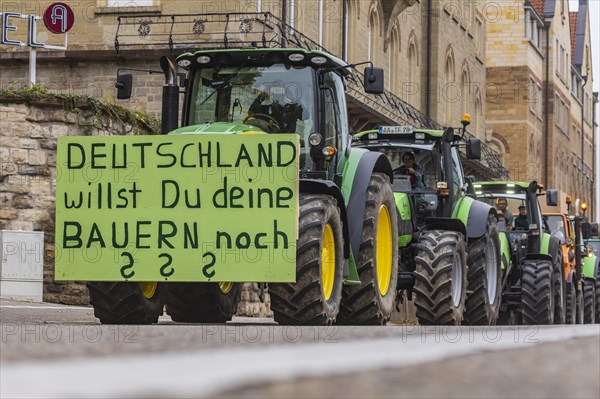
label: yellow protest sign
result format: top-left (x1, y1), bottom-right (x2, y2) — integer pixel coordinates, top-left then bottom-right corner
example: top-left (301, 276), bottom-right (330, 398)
top-left (55, 134), bottom-right (298, 282)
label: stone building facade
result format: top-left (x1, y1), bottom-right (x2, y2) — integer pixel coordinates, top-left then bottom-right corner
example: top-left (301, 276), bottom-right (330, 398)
top-left (1, 0), bottom-right (488, 138)
top-left (485, 0), bottom-right (597, 217)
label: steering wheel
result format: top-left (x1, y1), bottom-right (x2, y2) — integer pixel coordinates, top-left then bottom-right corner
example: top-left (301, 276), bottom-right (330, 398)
top-left (243, 113), bottom-right (281, 133)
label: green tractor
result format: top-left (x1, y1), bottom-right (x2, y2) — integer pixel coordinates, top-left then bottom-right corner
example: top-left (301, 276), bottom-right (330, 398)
top-left (474, 181), bottom-right (564, 325)
top-left (353, 122), bottom-right (502, 325)
top-left (580, 221), bottom-right (599, 323)
top-left (86, 22), bottom-right (400, 325)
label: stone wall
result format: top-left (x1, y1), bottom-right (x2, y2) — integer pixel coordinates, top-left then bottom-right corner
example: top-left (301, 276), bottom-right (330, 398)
top-left (0, 90), bottom-right (272, 317)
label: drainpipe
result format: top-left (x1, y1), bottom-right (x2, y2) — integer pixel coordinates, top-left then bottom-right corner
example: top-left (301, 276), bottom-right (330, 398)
top-left (592, 93), bottom-right (598, 220)
top-left (581, 75), bottom-right (588, 212)
top-left (544, 21), bottom-right (550, 186)
top-left (342, 0), bottom-right (348, 61)
top-left (281, 0), bottom-right (287, 47)
top-left (426, 0), bottom-right (432, 118)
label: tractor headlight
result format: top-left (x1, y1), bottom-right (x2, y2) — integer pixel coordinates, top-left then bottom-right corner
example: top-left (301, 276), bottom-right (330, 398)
top-left (309, 133), bottom-right (323, 146)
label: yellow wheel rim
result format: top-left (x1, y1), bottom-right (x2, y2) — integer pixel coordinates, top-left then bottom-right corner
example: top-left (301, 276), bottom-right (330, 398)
top-left (218, 282), bottom-right (234, 294)
top-left (321, 223), bottom-right (336, 301)
top-left (140, 282), bottom-right (158, 299)
top-left (376, 205), bottom-right (393, 296)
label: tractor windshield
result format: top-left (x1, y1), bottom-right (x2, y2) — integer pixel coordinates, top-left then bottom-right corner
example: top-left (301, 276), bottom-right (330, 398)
top-left (375, 146), bottom-right (438, 191)
top-left (545, 215), bottom-right (567, 243)
top-left (588, 241), bottom-right (599, 257)
top-left (189, 64), bottom-right (315, 138)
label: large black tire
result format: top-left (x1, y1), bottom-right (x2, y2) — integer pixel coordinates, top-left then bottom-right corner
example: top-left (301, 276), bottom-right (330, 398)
top-left (583, 279), bottom-right (596, 324)
top-left (521, 260), bottom-right (554, 325)
top-left (269, 193), bottom-right (344, 325)
top-left (596, 278), bottom-right (600, 324)
top-left (87, 282), bottom-right (165, 324)
top-left (565, 280), bottom-right (576, 324)
top-left (550, 239), bottom-right (566, 324)
top-left (338, 173), bottom-right (398, 325)
top-left (464, 214), bottom-right (502, 325)
top-left (166, 283), bottom-right (242, 323)
top-left (576, 286), bottom-right (584, 324)
top-left (413, 231), bottom-right (468, 325)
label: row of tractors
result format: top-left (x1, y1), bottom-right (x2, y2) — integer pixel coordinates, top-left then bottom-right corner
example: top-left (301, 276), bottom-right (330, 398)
top-left (70, 21), bottom-right (598, 326)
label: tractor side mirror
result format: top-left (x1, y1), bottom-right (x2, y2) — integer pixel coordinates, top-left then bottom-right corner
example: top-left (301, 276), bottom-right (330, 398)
top-left (363, 67), bottom-right (384, 94)
top-left (590, 223), bottom-right (599, 237)
top-left (546, 189), bottom-right (558, 207)
top-left (116, 73), bottom-right (133, 100)
top-left (581, 222), bottom-right (591, 240)
top-left (466, 138), bottom-right (481, 160)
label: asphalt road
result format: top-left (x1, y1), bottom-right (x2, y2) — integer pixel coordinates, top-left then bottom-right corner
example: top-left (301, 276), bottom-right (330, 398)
top-left (1, 299), bottom-right (599, 398)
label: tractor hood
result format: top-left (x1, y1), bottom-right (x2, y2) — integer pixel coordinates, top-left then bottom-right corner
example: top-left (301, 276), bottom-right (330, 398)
top-left (169, 122), bottom-right (266, 135)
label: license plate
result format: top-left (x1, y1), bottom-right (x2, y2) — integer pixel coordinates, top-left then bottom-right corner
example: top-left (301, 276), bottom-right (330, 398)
top-left (379, 126), bottom-right (413, 134)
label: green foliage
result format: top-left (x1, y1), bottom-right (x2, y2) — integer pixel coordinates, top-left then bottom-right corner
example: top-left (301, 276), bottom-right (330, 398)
top-left (0, 85), bottom-right (160, 135)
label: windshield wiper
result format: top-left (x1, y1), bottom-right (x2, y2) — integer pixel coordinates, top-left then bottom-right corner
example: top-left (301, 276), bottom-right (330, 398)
top-left (197, 62), bottom-right (249, 108)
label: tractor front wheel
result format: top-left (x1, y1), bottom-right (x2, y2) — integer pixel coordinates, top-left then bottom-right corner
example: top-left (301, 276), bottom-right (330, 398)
top-left (413, 231), bottom-right (467, 325)
top-left (166, 282), bottom-right (242, 323)
top-left (338, 173), bottom-right (398, 325)
top-left (550, 242), bottom-right (566, 324)
top-left (583, 279), bottom-right (596, 324)
top-left (464, 214), bottom-right (502, 325)
top-left (521, 260), bottom-right (554, 325)
top-left (565, 280), bottom-right (576, 324)
top-left (87, 282), bottom-right (165, 324)
top-left (269, 193), bottom-right (344, 325)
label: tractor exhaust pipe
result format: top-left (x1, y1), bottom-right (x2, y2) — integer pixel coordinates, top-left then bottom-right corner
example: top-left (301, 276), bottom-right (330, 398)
top-left (160, 56), bottom-right (179, 135)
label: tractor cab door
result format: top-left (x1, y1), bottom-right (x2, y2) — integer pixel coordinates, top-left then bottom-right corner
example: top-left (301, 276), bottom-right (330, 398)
top-left (321, 72), bottom-right (348, 178)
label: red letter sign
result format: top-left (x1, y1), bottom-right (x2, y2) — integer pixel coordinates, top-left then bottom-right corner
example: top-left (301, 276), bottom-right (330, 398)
top-left (43, 3), bottom-right (74, 34)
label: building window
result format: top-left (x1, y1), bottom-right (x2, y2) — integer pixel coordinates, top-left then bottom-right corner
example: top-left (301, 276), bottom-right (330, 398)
top-left (407, 37), bottom-right (419, 108)
top-left (390, 26), bottom-right (401, 94)
top-left (107, 0), bottom-right (154, 5)
top-left (444, 50), bottom-right (456, 125)
top-left (525, 7), bottom-right (543, 50)
top-left (475, 17), bottom-right (484, 58)
top-left (461, 66), bottom-right (470, 116)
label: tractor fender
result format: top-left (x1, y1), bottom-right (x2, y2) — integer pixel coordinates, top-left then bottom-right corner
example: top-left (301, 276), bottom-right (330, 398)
top-left (341, 150), bottom-right (393, 281)
top-left (581, 253), bottom-right (599, 280)
top-left (394, 192), bottom-right (414, 248)
top-left (499, 232), bottom-right (511, 271)
top-left (566, 269), bottom-right (575, 283)
top-left (423, 217), bottom-right (467, 237)
top-left (299, 179), bottom-right (350, 260)
top-left (453, 196), bottom-right (497, 239)
top-left (523, 253), bottom-right (553, 263)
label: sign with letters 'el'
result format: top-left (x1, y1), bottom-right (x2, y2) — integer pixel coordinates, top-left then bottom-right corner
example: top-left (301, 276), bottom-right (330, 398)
top-left (55, 134), bottom-right (298, 282)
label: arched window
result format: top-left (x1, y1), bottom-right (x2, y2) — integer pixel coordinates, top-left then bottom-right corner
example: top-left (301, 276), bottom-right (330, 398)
top-left (368, 6), bottom-right (381, 65)
top-left (461, 64), bottom-right (471, 116)
top-left (444, 49), bottom-right (456, 125)
top-left (389, 25), bottom-right (401, 94)
top-left (407, 32), bottom-right (419, 108)
top-left (473, 91), bottom-right (481, 135)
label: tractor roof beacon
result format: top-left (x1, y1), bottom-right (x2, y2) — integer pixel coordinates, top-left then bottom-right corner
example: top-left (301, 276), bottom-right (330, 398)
top-left (354, 120), bottom-right (502, 326)
top-left (88, 13), bottom-right (400, 326)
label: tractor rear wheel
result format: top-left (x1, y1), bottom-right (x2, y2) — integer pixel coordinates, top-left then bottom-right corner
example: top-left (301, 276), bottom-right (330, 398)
top-left (583, 280), bottom-right (596, 324)
top-left (269, 193), bottom-right (344, 325)
top-left (565, 280), bottom-right (576, 324)
top-left (596, 278), bottom-right (600, 324)
top-left (576, 286), bottom-right (584, 324)
top-left (413, 231), bottom-right (467, 325)
top-left (521, 260), bottom-right (554, 325)
top-left (339, 173), bottom-right (398, 325)
top-left (87, 282), bottom-right (165, 324)
top-left (464, 215), bottom-right (502, 325)
top-left (166, 282), bottom-right (241, 323)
